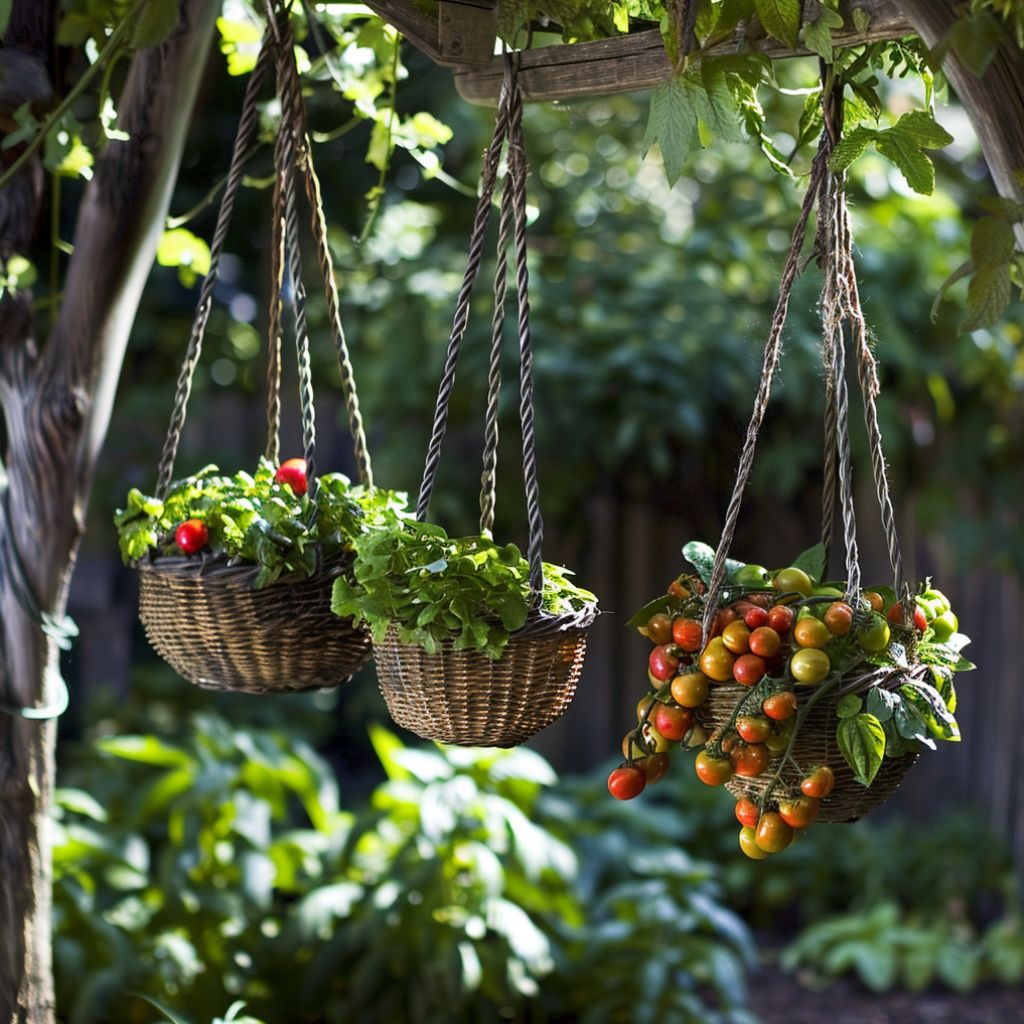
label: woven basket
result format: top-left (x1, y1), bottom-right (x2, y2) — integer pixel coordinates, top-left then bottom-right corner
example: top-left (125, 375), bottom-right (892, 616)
top-left (696, 665), bottom-right (927, 823)
top-left (137, 552), bottom-right (371, 694)
top-left (373, 605), bottom-right (598, 747)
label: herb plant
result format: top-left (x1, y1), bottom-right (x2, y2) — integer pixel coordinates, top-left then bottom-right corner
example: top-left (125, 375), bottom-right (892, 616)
top-left (114, 459), bottom-right (408, 589)
top-left (330, 520), bottom-right (598, 658)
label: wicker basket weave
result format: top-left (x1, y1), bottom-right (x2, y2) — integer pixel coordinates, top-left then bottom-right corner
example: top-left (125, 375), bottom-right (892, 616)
top-left (137, 553), bottom-right (371, 694)
top-left (697, 665), bottom-right (926, 823)
top-left (374, 606), bottom-right (597, 747)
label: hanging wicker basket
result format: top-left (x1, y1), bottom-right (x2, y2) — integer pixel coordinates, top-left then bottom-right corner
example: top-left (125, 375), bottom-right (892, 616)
top-left (368, 54), bottom-right (597, 745)
top-left (697, 664), bottom-right (926, 824)
top-left (131, 13), bottom-right (376, 694)
top-left (375, 605), bottom-right (596, 747)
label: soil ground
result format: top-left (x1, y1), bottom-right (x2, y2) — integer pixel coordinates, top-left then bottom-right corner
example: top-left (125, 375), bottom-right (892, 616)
top-left (755, 965), bottom-right (1024, 1024)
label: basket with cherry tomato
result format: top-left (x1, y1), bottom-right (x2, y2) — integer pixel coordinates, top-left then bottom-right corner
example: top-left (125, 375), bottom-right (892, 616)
top-left (607, 540), bottom-right (973, 859)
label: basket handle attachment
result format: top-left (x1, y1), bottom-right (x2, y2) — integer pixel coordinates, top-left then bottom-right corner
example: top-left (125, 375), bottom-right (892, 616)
top-left (415, 55), bottom-right (547, 605)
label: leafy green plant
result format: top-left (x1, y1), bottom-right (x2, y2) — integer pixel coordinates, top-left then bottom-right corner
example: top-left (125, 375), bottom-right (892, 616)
top-left (330, 518), bottom-right (597, 658)
top-left (114, 459), bottom-right (407, 588)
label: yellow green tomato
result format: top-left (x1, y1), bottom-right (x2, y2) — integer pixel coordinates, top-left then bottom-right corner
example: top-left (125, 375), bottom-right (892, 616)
top-left (732, 563), bottom-right (770, 588)
top-left (790, 648), bottom-right (831, 685)
top-left (922, 588), bottom-right (951, 615)
top-left (773, 567), bottom-right (814, 598)
top-left (813, 585), bottom-right (845, 599)
top-left (931, 610), bottom-right (958, 642)
top-left (856, 613), bottom-right (891, 653)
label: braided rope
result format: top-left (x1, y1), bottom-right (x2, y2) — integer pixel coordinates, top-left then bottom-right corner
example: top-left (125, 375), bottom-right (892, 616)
top-left (415, 94), bottom-right (511, 520)
top-left (273, 10), bottom-right (318, 501)
top-left (156, 42), bottom-right (272, 499)
top-left (699, 142), bottom-right (830, 642)
top-left (505, 70), bottom-right (545, 602)
top-left (264, 122), bottom-right (286, 465)
top-left (479, 170), bottom-right (513, 536)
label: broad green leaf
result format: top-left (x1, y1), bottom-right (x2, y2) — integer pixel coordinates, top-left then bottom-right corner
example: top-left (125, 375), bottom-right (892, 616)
top-left (802, 4), bottom-right (844, 62)
top-left (836, 712), bottom-right (886, 786)
top-left (97, 735), bottom-right (192, 768)
top-left (964, 262), bottom-right (1012, 331)
top-left (156, 227), bottom-right (211, 287)
top-left (894, 110), bottom-right (955, 151)
top-left (754, 0), bottom-right (802, 48)
top-left (852, 7), bottom-right (871, 33)
top-left (791, 541), bottom-right (826, 582)
top-left (643, 75), bottom-right (697, 186)
top-left (829, 126), bottom-right (875, 172)
top-left (835, 694), bottom-right (862, 719)
top-left (875, 132), bottom-right (936, 195)
top-left (971, 216), bottom-right (1016, 268)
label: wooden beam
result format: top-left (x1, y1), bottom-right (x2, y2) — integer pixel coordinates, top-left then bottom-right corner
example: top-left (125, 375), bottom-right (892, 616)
top-left (439, 1), bottom-right (497, 68)
top-left (362, 0), bottom-right (445, 63)
top-left (453, 0), bottom-right (913, 105)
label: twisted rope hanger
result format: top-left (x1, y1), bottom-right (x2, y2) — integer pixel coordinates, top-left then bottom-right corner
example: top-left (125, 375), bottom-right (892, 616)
top-left (415, 54), bottom-right (546, 603)
top-left (700, 72), bottom-right (911, 640)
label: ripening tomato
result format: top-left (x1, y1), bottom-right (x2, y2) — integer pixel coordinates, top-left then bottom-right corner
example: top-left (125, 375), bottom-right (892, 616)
top-left (736, 716), bottom-right (772, 743)
top-left (731, 743), bottom-right (770, 778)
top-left (715, 608), bottom-right (739, 634)
top-left (638, 753), bottom-right (669, 785)
top-left (641, 724), bottom-right (672, 754)
top-left (668, 578), bottom-right (691, 600)
top-left (739, 825), bottom-right (769, 860)
top-left (682, 723), bottom-right (709, 749)
top-left (823, 601), bottom-right (855, 636)
top-left (801, 765), bottom-right (835, 799)
top-left (649, 645), bottom-right (680, 681)
top-left (695, 751), bottom-right (734, 786)
top-left (275, 458), bottom-right (308, 496)
top-left (755, 812), bottom-right (794, 853)
top-left (790, 648), bottom-right (831, 685)
top-left (931, 610), bottom-right (958, 642)
top-left (636, 695), bottom-right (655, 722)
top-left (671, 671), bottom-right (710, 708)
top-left (699, 638), bottom-right (735, 682)
top-left (914, 606), bottom-right (928, 631)
top-left (762, 690), bottom-right (798, 721)
top-left (646, 613), bottom-right (674, 645)
top-left (721, 621), bottom-right (752, 655)
top-left (735, 798), bottom-right (760, 828)
top-left (672, 617), bottom-right (703, 652)
top-left (733, 653), bottom-right (767, 687)
top-left (856, 613), bottom-right (891, 653)
top-left (764, 720), bottom-right (794, 752)
top-left (767, 605), bottom-right (795, 635)
top-left (744, 606), bottom-right (769, 630)
top-left (862, 590), bottom-right (885, 612)
top-left (622, 732), bottom-right (649, 760)
top-left (608, 766), bottom-right (646, 800)
top-left (748, 626), bottom-right (781, 658)
top-left (773, 567), bottom-right (814, 598)
top-left (175, 519), bottom-right (209, 555)
top-left (652, 703), bottom-right (694, 741)
top-left (778, 796), bottom-right (819, 828)
top-left (793, 617), bottom-right (831, 649)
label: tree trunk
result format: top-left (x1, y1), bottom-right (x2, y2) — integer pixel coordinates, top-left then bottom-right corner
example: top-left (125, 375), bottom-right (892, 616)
top-left (900, 0), bottom-right (1024, 243)
top-left (0, 2), bottom-right (219, 1020)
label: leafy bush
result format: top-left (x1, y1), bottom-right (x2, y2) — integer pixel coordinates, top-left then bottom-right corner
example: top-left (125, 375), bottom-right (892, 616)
top-left (53, 706), bottom-right (748, 1023)
top-left (331, 519), bottom-right (597, 658)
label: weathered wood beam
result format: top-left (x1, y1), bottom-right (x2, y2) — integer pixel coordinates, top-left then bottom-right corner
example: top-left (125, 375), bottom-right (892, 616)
top-left (363, 0), bottom-right (498, 68)
top-left (453, 0), bottom-right (912, 104)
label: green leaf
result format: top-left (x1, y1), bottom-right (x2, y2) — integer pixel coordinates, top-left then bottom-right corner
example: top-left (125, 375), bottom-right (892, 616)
top-left (802, 4), bottom-right (844, 62)
top-left (865, 686), bottom-right (900, 723)
top-left (0, 0), bottom-right (11, 37)
top-left (791, 542), bottom-right (826, 582)
top-left (894, 110), bottom-right (955, 151)
top-left (971, 216), bottom-right (1016, 268)
top-left (97, 735), bottom-right (192, 768)
top-left (754, 0), bottom-right (801, 48)
top-left (643, 75), bottom-right (697, 186)
top-left (875, 132), bottom-right (936, 195)
top-left (835, 694), bottom-right (862, 719)
top-left (964, 262), bottom-right (1012, 331)
top-left (851, 7), bottom-right (870, 33)
top-left (156, 227), bottom-right (211, 288)
top-left (829, 126), bottom-right (876, 172)
top-left (836, 713), bottom-right (886, 786)
top-left (132, 0), bottom-right (180, 49)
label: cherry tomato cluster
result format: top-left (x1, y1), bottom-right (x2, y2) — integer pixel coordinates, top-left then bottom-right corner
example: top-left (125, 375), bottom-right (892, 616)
top-left (172, 459), bottom-right (309, 556)
top-left (607, 561), bottom-right (958, 859)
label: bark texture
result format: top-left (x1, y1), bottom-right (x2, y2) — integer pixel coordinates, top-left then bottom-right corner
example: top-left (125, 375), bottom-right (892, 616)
top-left (0, 2), bottom-right (218, 1020)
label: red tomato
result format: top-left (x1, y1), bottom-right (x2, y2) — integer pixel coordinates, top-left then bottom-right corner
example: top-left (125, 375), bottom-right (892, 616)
top-left (755, 812), bottom-right (794, 853)
top-left (767, 605), bottom-right (795, 635)
top-left (800, 765), bottom-right (835, 799)
top-left (762, 691), bottom-right (798, 721)
top-left (175, 519), bottom-right (209, 555)
top-left (646, 613), bottom-right (674, 645)
top-left (652, 703), bottom-right (693, 741)
top-left (733, 653), bottom-right (767, 687)
top-left (731, 743), bottom-right (770, 778)
top-left (672, 617), bottom-right (703, 652)
top-left (607, 766), bottom-right (646, 800)
top-left (736, 716), bottom-right (772, 743)
top-left (735, 798), bottom-right (760, 828)
top-left (648, 645), bottom-right (680, 682)
top-left (275, 457), bottom-right (308, 496)
top-left (914, 606), bottom-right (928, 631)
top-left (778, 796), bottom-right (819, 828)
top-left (638, 754), bottom-right (669, 785)
top-left (823, 601), bottom-right (854, 636)
top-left (863, 590), bottom-right (885, 612)
top-left (668, 579), bottom-right (691, 599)
top-left (744, 606), bottom-right (769, 630)
top-left (749, 627), bottom-right (781, 658)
